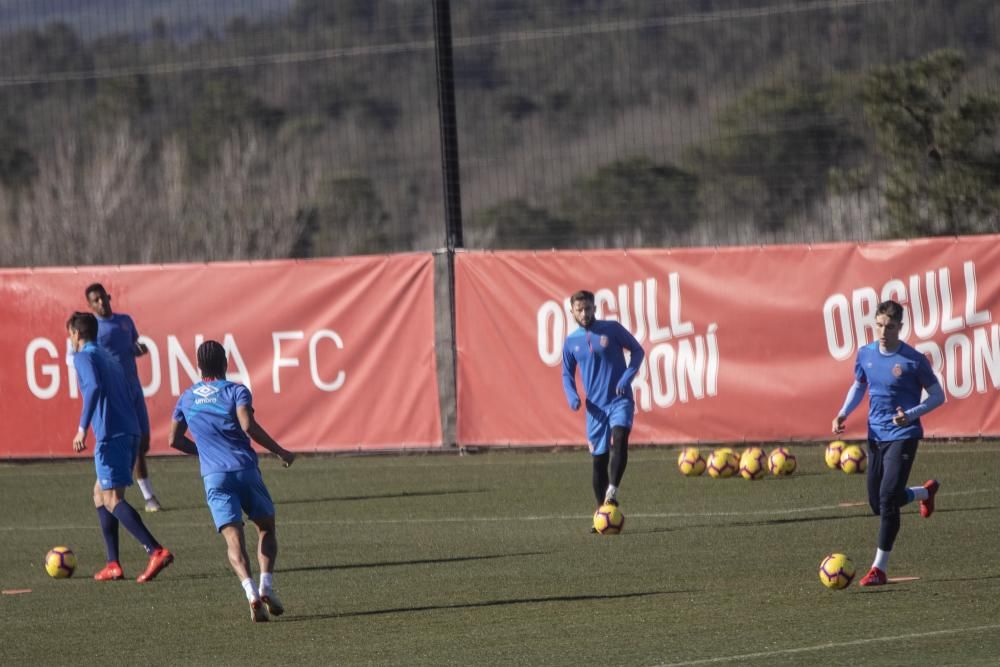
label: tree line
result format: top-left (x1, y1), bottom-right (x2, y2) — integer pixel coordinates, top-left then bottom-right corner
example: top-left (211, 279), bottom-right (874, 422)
top-left (0, 0), bottom-right (998, 266)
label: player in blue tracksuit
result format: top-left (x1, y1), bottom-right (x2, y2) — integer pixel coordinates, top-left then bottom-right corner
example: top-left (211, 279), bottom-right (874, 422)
top-left (170, 340), bottom-right (295, 623)
top-left (832, 299), bottom-right (945, 586)
top-left (86, 283), bottom-right (161, 512)
top-left (68, 311), bottom-right (173, 583)
top-left (562, 290), bottom-right (645, 517)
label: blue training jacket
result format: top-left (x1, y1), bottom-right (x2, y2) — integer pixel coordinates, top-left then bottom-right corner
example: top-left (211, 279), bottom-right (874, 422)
top-left (562, 319), bottom-right (645, 410)
top-left (73, 342), bottom-right (140, 441)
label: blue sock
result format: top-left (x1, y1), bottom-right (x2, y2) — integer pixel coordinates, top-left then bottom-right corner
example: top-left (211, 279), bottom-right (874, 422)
top-left (111, 501), bottom-right (160, 554)
top-left (96, 506), bottom-right (120, 563)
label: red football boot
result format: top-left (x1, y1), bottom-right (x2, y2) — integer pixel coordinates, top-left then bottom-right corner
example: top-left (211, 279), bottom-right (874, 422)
top-left (94, 561), bottom-right (124, 581)
top-left (136, 547), bottom-right (173, 583)
top-left (859, 567), bottom-right (887, 587)
top-left (920, 479), bottom-right (940, 518)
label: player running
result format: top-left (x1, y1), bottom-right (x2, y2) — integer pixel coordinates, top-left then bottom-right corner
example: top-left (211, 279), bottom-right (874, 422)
top-left (561, 290), bottom-right (644, 527)
top-left (832, 299), bottom-right (945, 586)
top-left (169, 340), bottom-right (295, 622)
top-left (67, 312), bottom-right (173, 583)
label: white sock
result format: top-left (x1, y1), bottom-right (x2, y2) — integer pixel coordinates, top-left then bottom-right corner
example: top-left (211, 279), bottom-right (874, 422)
top-left (604, 485), bottom-right (618, 503)
top-left (872, 548), bottom-right (890, 572)
top-left (909, 486), bottom-right (929, 502)
top-left (241, 577), bottom-right (258, 602)
top-left (259, 571), bottom-right (273, 594)
top-left (137, 478), bottom-right (155, 500)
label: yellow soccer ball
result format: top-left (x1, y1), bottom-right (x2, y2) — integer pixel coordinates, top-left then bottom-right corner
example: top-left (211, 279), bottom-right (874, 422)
top-left (739, 447), bottom-right (767, 480)
top-left (45, 546), bottom-right (77, 579)
top-left (825, 440), bottom-right (846, 469)
top-left (840, 445), bottom-right (868, 474)
top-left (819, 552), bottom-right (856, 589)
top-left (768, 447), bottom-right (797, 476)
top-left (707, 449), bottom-right (738, 478)
top-left (593, 503), bottom-right (625, 535)
top-left (677, 447), bottom-right (706, 476)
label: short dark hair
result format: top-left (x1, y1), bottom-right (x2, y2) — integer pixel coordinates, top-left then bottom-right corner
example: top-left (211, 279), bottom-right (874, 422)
top-left (84, 283), bottom-right (107, 298)
top-left (66, 311), bottom-right (98, 341)
top-left (570, 290), bottom-right (595, 305)
top-left (197, 340), bottom-right (228, 378)
top-left (876, 300), bottom-right (904, 322)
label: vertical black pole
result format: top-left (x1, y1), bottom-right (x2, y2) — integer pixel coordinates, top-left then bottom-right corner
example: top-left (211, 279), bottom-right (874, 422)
top-left (432, 0), bottom-right (462, 449)
top-left (433, 0), bottom-right (463, 250)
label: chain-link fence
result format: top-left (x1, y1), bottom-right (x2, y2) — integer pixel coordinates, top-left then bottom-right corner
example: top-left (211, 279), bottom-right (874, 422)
top-left (0, 0), bottom-right (997, 267)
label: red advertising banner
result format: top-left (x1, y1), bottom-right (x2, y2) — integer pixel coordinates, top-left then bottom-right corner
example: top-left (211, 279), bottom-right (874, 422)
top-left (0, 254), bottom-right (442, 458)
top-left (455, 236), bottom-right (1000, 445)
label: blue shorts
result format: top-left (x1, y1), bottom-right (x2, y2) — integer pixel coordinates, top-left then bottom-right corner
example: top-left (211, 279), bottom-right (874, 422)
top-left (203, 468), bottom-right (275, 532)
top-left (95, 435), bottom-right (138, 490)
top-left (130, 381), bottom-right (150, 435)
top-left (585, 399), bottom-right (634, 456)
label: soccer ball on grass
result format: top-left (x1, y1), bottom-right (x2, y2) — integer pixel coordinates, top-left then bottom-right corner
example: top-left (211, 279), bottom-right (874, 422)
top-left (819, 552), bottom-right (856, 589)
top-left (706, 449), bottom-right (738, 478)
top-left (593, 503), bottom-right (625, 535)
top-left (45, 546), bottom-right (77, 578)
top-left (677, 447), bottom-right (706, 476)
top-left (840, 445), bottom-right (867, 474)
top-left (825, 440), bottom-right (846, 469)
top-left (739, 447), bottom-right (767, 480)
top-left (768, 447), bottom-right (797, 476)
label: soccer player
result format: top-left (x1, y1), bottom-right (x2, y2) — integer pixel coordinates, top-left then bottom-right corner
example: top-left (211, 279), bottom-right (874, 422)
top-left (85, 283), bottom-right (162, 512)
top-left (561, 290), bottom-right (645, 525)
top-left (169, 340), bottom-right (295, 623)
top-left (67, 312), bottom-right (174, 583)
top-left (832, 299), bottom-right (945, 586)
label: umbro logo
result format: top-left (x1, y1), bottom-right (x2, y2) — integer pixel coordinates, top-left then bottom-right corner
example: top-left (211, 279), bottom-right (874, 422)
top-left (193, 384), bottom-right (220, 398)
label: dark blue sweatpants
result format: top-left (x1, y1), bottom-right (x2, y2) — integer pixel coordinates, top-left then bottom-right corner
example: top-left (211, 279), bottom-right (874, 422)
top-left (867, 438), bottom-right (919, 551)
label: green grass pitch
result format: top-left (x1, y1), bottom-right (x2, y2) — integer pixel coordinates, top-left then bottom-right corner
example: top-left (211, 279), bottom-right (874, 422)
top-left (2, 443), bottom-right (999, 666)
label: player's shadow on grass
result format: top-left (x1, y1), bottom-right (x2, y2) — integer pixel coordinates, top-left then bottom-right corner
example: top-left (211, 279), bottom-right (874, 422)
top-left (171, 553), bottom-right (548, 583)
top-left (739, 513), bottom-right (871, 528)
top-left (628, 512), bottom-right (870, 535)
top-left (282, 551), bottom-right (547, 574)
top-left (283, 590), bottom-right (691, 622)
top-left (280, 489), bottom-right (487, 505)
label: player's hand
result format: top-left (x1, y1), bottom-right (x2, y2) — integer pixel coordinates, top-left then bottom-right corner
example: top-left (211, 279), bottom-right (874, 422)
top-left (892, 406), bottom-right (909, 426)
top-left (280, 451), bottom-right (296, 468)
top-left (569, 397), bottom-right (581, 411)
top-left (831, 415), bottom-right (846, 434)
top-left (72, 428), bottom-right (87, 453)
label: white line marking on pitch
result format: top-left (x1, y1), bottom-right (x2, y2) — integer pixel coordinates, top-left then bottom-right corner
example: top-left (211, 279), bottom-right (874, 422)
top-left (652, 623), bottom-right (1000, 666)
top-left (1, 487), bottom-right (992, 532)
top-left (2, 444), bottom-right (998, 475)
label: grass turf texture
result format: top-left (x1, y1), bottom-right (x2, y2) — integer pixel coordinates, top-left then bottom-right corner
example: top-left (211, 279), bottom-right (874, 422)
top-left (2, 443), bottom-right (1000, 666)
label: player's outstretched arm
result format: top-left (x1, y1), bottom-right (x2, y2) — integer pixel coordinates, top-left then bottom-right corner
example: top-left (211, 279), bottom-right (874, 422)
top-left (833, 381), bottom-right (866, 433)
top-left (236, 405), bottom-right (295, 467)
top-left (168, 419), bottom-right (198, 456)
